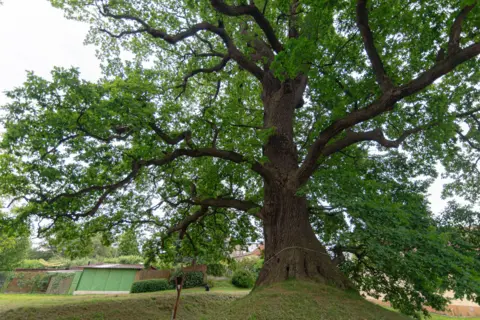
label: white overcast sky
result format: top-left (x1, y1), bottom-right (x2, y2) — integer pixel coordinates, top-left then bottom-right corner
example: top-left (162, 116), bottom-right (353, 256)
top-left (0, 0), bottom-right (449, 215)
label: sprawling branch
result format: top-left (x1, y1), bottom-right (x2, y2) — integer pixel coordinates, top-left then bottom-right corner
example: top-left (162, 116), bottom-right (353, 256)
top-left (176, 55), bottom-right (231, 94)
top-left (210, 0), bottom-right (283, 53)
top-left (48, 160), bottom-right (144, 205)
top-left (167, 205), bottom-right (209, 239)
top-left (143, 147), bottom-right (272, 180)
top-left (191, 197), bottom-right (262, 217)
top-left (356, 0), bottom-right (393, 92)
top-left (166, 195), bottom-right (262, 239)
top-left (42, 143), bottom-right (270, 222)
top-left (298, 42), bottom-right (480, 185)
top-left (448, 2), bottom-right (477, 56)
top-left (322, 124), bottom-right (434, 157)
top-left (99, 6), bottom-right (264, 80)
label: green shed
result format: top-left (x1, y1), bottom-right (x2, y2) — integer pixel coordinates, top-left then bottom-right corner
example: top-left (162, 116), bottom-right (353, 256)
top-left (73, 264), bottom-right (149, 295)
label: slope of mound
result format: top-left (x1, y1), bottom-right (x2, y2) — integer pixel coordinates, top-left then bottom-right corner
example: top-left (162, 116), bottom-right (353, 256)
top-left (206, 281), bottom-right (409, 320)
top-left (0, 281), bottom-right (410, 320)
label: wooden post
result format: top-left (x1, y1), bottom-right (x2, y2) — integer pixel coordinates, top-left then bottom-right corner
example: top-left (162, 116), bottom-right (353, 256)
top-left (171, 276), bottom-right (184, 320)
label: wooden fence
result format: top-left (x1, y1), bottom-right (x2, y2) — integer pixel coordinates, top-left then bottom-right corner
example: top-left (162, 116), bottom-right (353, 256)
top-left (135, 265), bottom-right (207, 281)
top-left (135, 269), bottom-right (171, 281)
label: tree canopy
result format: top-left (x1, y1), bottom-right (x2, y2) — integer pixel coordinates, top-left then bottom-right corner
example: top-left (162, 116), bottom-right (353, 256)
top-left (1, 0), bottom-right (480, 317)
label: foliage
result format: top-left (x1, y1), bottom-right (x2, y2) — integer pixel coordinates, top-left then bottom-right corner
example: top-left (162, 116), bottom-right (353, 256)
top-left (207, 263), bottom-right (226, 277)
top-left (0, 271), bottom-right (12, 292)
top-left (253, 259), bottom-right (264, 275)
top-left (46, 233), bottom-right (117, 260)
top-left (49, 273), bottom-right (74, 291)
top-left (17, 259), bottom-right (45, 269)
top-left (184, 271), bottom-right (205, 288)
top-left (206, 278), bottom-right (215, 288)
top-left (0, 212), bottom-right (30, 271)
top-left (230, 257), bottom-right (261, 276)
top-left (1, 0), bottom-right (480, 317)
top-left (104, 255), bottom-right (144, 265)
top-left (130, 279), bottom-right (171, 293)
top-left (13, 272), bottom-right (52, 293)
top-left (232, 270), bottom-right (255, 289)
top-left (27, 248), bottom-right (55, 261)
top-left (118, 229), bottom-right (141, 256)
top-left (437, 201), bottom-right (480, 249)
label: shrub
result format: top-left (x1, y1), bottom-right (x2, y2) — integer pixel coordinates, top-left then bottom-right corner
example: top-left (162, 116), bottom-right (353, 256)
top-left (207, 263), bottom-right (226, 277)
top-left (0, 272), bottom-right (12, 292)
top-left (169, 271), bottom-right (205, 289)
top-left (232, 270), bottom-right (255, 288)
top-left (104, 255), bottom-right (143, 264)
top-left (206, 279), bottom-right (215, 288)
top-left (17, 259), bottom-right (45, 269)
top-left (253, 259), bottom-right (264, 275)
top-left (231, 257), bottom-right (260, 273)
top-left (185, 271), bottom-right (204, 288)
top-left (130, 279), bottom-right (170, 293)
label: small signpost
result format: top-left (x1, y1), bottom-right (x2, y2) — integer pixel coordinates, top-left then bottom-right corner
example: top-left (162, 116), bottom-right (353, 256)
top-left (171, 274), bottom-right (184, 320)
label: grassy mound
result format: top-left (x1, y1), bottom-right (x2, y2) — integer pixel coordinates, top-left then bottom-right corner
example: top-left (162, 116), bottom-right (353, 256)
top-left (207, 281), bottom-right (408, 320)
top-left (0, 281), bottom-right (409, 320)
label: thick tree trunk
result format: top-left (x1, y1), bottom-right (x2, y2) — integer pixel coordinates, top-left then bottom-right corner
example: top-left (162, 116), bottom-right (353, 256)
top-left (256, 75), bottom-right (352, 289)
top-left (256, 184), bottom-right (352, 289)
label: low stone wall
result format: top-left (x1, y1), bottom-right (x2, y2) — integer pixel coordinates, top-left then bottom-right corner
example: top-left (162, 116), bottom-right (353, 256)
top-left (367, 294), bottom-right (480, 317)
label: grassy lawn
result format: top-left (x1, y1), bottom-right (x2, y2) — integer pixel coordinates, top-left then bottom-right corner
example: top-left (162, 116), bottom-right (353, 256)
top-left (0, 280), bottom-right (478, 320)
top-left (0, 281), bottom-right (248, 313)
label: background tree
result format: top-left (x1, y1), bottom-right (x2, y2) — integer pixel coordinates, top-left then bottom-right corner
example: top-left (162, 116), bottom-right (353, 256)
top-left (46, 232), bottom-right (117, 260)
top-left (0, 212), bottom-right (30, 270)
top-left (2, 0), bottom-right (480, 316)
top-left (118, 228), bottom-right (141, 256)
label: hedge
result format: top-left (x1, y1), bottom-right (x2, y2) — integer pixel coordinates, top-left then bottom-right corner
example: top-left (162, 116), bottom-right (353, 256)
top-left (130, 279), bottom-right (171, 293)
top-left (207, 263), bottom-right (226, 277)
top-left (232, 270), bottom-right (255, 288)
top-left (170, 271), bottom-right (204, 289)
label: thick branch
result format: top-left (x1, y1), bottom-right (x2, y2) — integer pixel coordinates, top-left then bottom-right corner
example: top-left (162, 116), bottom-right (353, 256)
top-left (143, 147), bottom-right (272, 180)
top-left (210, 0), bottom-right (283, 53)
top-left (448, 3), bottom-right (477, 56)
top-left (167, 205), bottom-right (209, 239)
top-left (322, 125), bottom-right (433, 157)
top-left (299, 42), bottom-right (480, 185)
top-left (356, 0), bottom-right (393, 92)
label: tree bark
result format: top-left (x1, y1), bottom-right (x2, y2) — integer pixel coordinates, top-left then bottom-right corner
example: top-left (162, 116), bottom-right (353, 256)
top-left (256, 75), bottom-right (352, 289)
top-left (256, 184), bottom-right (352, 289)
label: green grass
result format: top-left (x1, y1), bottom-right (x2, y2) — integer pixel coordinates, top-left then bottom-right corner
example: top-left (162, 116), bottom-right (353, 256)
top-left (0, 281), bottom-right (478, 320)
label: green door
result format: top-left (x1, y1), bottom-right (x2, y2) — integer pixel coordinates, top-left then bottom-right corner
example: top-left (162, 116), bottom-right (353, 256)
top-left (76, 269), bottom-right (137, 292)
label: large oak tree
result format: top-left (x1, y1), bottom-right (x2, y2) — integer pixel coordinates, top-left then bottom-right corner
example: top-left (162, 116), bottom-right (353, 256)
top-left (2, 0), bottom-right (480, 316)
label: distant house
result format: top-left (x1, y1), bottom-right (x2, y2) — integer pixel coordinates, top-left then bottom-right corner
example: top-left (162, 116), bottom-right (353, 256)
top-left (73, 264), bottom-right (156, 295)
top-left (231, 243), bottom-right (264, 261)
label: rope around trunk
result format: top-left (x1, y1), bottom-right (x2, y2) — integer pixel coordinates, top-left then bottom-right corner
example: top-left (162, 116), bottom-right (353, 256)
top-left (263, 246), bottom-right (332, 266)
